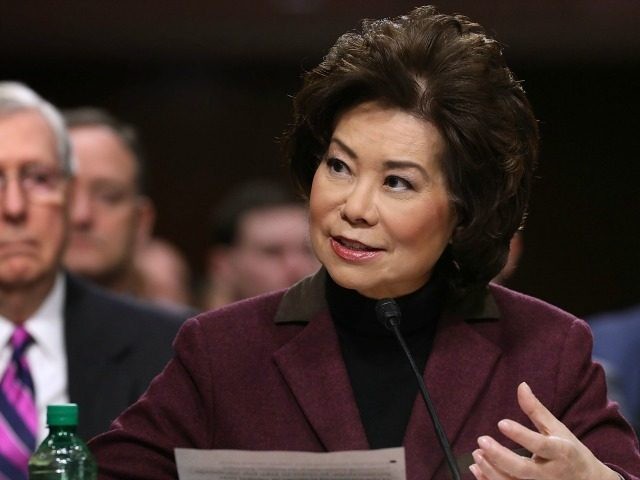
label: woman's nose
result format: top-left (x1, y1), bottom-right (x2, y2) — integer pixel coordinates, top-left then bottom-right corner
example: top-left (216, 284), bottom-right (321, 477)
top-left (340, 182), bottom-right (378, 226)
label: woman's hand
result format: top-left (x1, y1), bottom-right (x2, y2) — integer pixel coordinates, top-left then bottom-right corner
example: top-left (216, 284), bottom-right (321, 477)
top-left (469, 382), bottom-right (621, 480)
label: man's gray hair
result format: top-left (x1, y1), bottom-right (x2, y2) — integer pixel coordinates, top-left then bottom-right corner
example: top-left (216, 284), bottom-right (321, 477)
top-left (0, 81), bottom-right (74, 176)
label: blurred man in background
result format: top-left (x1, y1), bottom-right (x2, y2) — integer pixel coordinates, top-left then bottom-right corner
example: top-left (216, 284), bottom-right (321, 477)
top-left (589, 305), bottom-right (640, 436)
top-left (0, 83), bottom-right (185, 472)
top-left (201, 179), bottom-right (319, 309)
top-left (135, 237), bottom-right (193, 309)
top-left (62, 108), bottom-right (155, 297)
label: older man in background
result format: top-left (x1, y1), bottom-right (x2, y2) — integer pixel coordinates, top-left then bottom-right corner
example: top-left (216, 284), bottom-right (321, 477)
top-left (0, 82), bottom-right (185, 478)
top-left (62, 108), bottom-right (155, 298)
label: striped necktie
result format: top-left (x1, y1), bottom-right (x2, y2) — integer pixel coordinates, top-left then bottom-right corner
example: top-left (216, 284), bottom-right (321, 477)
top-left (0, 326), bottom-right (37, 480)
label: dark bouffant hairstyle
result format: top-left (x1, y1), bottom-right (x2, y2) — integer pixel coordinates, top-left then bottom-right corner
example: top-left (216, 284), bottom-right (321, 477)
top-left (284, 5), bottom-right (539, 298)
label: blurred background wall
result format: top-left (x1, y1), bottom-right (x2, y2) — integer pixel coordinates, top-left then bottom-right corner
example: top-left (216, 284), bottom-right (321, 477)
top-left (1, 0), bottom-right (639, 316)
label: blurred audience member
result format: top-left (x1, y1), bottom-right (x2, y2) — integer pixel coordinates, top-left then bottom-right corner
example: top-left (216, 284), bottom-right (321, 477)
top-left (135, 237), bottom-right (193, 309)
top-left (0, 82), bottom-right (185, 463)
top-left (63, 108), bottom-right (154, 297)
top-left (589, 304), bottom-right (640, 434)
top-left (201, 179), bottom-right (320, 309)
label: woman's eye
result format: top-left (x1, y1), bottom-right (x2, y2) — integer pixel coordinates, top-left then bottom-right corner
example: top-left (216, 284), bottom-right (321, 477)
top-left (385, 175), bottom-right (413, 191)
top-left (326, 158), bottom-right (350, 175)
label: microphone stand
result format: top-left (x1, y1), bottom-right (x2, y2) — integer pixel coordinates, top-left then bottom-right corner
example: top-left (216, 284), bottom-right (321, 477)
top-left (375, 299), bottom-right (462, 480)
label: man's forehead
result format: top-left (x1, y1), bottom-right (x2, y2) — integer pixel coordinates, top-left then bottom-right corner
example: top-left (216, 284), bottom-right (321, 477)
top-left (69, 125), bottom-right (139, 183)
top-left (0, 109), bottom-right (58, 167)
top-left (0, 108), bottom-right (53, 134)
top-left (238, 205), bottom-right (309, 244)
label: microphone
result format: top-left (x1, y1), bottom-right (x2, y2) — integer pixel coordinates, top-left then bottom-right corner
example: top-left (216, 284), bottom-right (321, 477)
top-left (375, 298), bottom-right (461, 480)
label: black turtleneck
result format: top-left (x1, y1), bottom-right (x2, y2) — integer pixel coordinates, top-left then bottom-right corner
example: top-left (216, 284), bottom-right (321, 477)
top-left (325, 274), bottom-right (445, 449)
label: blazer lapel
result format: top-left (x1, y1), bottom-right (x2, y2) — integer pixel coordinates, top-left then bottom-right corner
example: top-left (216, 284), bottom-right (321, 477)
top-left (404, 314), bottom-right (502, 479)
top-left (273, 269), bottom-right (502, 474)
top-left (273, 308), bottom-right (369, 451)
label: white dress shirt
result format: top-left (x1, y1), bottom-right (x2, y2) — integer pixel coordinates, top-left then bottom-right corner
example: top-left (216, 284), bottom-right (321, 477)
top-left (0, 272), bottom-right (69, 442)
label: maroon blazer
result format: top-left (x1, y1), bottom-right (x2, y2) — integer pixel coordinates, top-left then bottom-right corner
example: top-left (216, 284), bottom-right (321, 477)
top-left (90, 270), bottom-right (640, 479)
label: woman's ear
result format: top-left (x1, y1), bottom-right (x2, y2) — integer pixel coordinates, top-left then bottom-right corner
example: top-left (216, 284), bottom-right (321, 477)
top-left (449, 223), bottom-right (464, 244)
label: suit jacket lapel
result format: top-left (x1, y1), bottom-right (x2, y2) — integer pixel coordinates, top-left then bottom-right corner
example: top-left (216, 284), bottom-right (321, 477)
top-left (272, 270), bottom-right (503, 471)
top-left (64, 274), bottom-right (133, 434)
top-left (272, 270), bottom-right (369, 451)
top-left (404, 313), bottom-right (502, 479)
top-left (273, 308), bottom-right (369, 451)
top-left (65, 274), bottom-right (101, 407)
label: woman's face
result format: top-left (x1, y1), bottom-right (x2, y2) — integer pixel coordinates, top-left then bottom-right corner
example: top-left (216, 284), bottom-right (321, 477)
top-left (309, 101), bottom-right (457, 299)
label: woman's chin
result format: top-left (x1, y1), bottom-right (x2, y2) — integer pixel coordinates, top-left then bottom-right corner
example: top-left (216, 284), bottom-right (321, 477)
top-left (329, 267), bottom-right (428, 299)
top-left (326, 270), bottom-right (387, 299)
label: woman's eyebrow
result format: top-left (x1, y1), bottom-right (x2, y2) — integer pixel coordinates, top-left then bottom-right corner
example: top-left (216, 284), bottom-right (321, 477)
top-left (329, 137), bottom-right (358, 159)
top-left (330, 137), bottom-right (430, 179)
top-left (383, 160), bottom-right (429, 179)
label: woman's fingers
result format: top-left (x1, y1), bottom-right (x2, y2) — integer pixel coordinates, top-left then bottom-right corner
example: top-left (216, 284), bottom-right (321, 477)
top-left (474, 435), bottom-right (537, 479)
top-left (497, 418), bottom-right (567, 460)
top-left (469, 383), bottom-right (621, 480)
top-left (471, 447), bottom-right (514, 480)
top-left (468, 460), bottom-right (489, 480)
top-left (515, 382), bottom-right (572, 439)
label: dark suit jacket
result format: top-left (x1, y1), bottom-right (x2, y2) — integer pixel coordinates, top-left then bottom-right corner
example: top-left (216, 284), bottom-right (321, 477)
top-left (64, 274), bottom-right (187, 440)
top-left (90, 270), bottom-right (640, 480)
top-left (590, 305), bottom-right (640, 433)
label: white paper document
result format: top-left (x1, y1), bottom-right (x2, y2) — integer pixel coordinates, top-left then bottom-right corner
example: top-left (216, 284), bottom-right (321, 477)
top-left (175, 447), bottom-right (406, 480)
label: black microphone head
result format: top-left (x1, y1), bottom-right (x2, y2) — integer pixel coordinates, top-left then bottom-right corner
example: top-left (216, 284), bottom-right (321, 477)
top-left (375, 298), bottom-right (402, 330)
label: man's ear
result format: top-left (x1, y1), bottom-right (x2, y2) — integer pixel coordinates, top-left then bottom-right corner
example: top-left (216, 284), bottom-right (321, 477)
top-left (135, 196), bottom-right (156, 247)
top-left (63, 176), bottom-right (77, 211)
top-left (62, 176), bottom-right (77, 245)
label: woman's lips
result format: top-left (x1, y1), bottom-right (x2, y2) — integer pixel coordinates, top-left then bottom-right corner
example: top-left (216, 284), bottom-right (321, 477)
top-left (330, 237), bottom-right (382, 262)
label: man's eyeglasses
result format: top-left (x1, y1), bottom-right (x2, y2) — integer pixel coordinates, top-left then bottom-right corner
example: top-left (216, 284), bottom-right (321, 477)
top-left (0, 164), bottom-right (67, 202)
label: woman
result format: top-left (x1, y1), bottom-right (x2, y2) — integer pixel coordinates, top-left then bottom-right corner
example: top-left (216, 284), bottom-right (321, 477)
top-left (90, 6), bottom-right (640, 480)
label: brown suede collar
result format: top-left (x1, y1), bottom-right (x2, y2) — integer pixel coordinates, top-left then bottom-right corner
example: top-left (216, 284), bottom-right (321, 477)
top-left (274, 268), bottom-right (501, 325)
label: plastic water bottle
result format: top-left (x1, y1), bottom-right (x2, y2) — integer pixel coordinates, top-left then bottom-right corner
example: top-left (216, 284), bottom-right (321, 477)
top-left (28, 404), bottom-right (97, 480)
